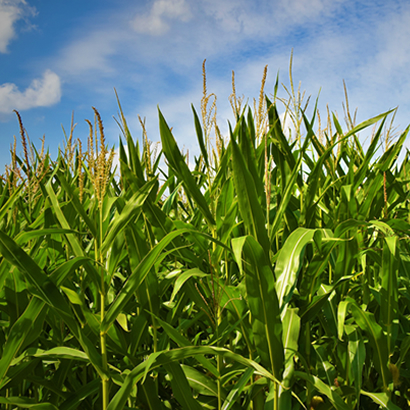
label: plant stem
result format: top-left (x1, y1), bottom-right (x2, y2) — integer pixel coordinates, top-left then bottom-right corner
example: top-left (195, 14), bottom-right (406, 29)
top-left (99, 207), bottom-right (109, 409)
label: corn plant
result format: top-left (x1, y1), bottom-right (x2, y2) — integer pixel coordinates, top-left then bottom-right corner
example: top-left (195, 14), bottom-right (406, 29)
top-left (0, 64), bottom-right (409, 410)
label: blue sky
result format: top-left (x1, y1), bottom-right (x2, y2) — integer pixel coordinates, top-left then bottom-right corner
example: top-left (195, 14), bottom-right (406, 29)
top-left (1, 0), bottom-right (409, 172)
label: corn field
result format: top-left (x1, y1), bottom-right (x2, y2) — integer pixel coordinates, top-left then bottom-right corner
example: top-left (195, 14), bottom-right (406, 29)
top-left (0, 66), bottom-right (410, 410)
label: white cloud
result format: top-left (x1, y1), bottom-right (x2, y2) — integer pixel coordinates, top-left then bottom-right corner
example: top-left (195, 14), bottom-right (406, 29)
top-left (56, 30), bottom-right (119, 76)
top-left (0, 0), bottom-right (36, 53)
top-left (0, 70), bottom-right (61, 114)
top-left (131, 0), bottom-right (192, 35)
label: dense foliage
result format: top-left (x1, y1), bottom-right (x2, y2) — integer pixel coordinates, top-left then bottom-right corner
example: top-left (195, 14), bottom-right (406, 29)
top-left (0, 72), bottom-right (410, 409)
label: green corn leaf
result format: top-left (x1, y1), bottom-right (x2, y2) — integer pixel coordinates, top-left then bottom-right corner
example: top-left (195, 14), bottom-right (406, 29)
top-left (158, 108), bottom-right (215, 226)
top-left (231, 132), bottom-right (270, 257)
top-left (168, 268), bottom-right (208, 304)
top-left (345, 325), bottom-right (365, 396)
top-left (360, 391), bottom-right (401, 410)
top-left (237, 113), bottom-right (264, 200)
top-left (398, 336), bottom-right (410, 367)
top-left (0, 398), bottom-right (58, 410)
top-left (381, 236), bottom-right (399, 355)
top-left (59, 380), bottom-right (101, 410)
top-left (15, 346), bottom-right (89, 361)
top-left (221, 367), bottom-right (254, 410)
top-left (275, 228), bottom-right (316, 314)
top-left (45, 181), bottom-right (85, 257)
top-left (116, 90), bottom-right (145, 181)
top-left (101, 178), bottom-right (157, 255)
top-left (138, 376), bottom-right (164, 410)
top-left (348, 299), bottom-right (390, 390)
top-left (16, 228), bottom-right (82, 245)
top-left (376, 125), bottom-right (409, 172)
top-left (0, 254), bottom-right (92, 387)
top-left (164, 362), bottom-right (203, 410)
top-left (232, 235), bottom-right (283, 378)
top-left (102, 228), bottom-right (228, 333)
top-left (294, 371), bottom-right (351, 410)
top-left (181, 364), bottom-right (223, 397)
top-left (0, 184), bottom-right (23, 220)
top-left (266, 98), bottom-right (297, 173)
top-left (337, 300), bottom-right (349, 341)
top-left (269, 155), bottom-right (302, 242)
top-left (153, 314), bottom-right (219, 377)
top-left (192, 104), bottom-right (209, 167)
top-left (352, 118), bottom-right (386, 191)
top-left (278, 308), bottom-right (300, 409)
top-left (0, 297), bottom-right (47, 387)
top-left (0, 229), bottom-right (106, 379)
top-left (55, 172), bottom-right (97, 237)
top-left (300, 131), bottom-right (350, 227)
top-left (107, 345), bottom-right (277, 410)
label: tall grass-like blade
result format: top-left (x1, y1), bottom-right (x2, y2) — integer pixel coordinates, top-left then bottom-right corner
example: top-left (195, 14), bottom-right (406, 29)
top-left (55, 172), bottom-right (97, 237)
top-left (299, 129), bottom-right (350, 227)
top-left (164, 362), bottom-right (208, 410)
top-left (0, 230), bottom-right (106, 378)
top-left (120, 161), bottom-right (202, 267)
top-left (168, 268), bottom-right (208, 304)
top-left (16, 228), bottom-right (81, 244)
top-left (359, 391), bottom-right (401, 410)
top-left (102, 228), bottom-right (228, 333)
top-left (352, 119), bottom-right (385, 191)
top-left (221, 367), bottom-right (254, 410)
top-left (381, 236), bottom-right (399, 355)
top-left (59, 379), bottom-right (101, 410)
top-left (0, 398), bottom-right (58, 409)
top-left (181, 364), bottom-right (223, 397)
top-left (154, 314), bottom-right (219, 376)
top-left (0, 254), bottom-right (95, 387)
top-left (345, 325), bottom-right (365, 399)
top-left (278, 308), bottom-right (300, 409)
top-left (237, 113), bottom-right (264, 200)
top-left (348, 299), bottom-right (390, 390)
top-left (107, 345), bottom-right (277, 410)
top-left (0, 297), bottom-right (46, 387)
top-left (192, 104), bottom-right (209, 167)
top-left (101, 178), bottom-right (157, 254)
top-left (0, 184), bottom-right (23, 221)
top-left (0, 229), bottom-right (67, 309)
top-left (294, 372), bottom-right (351, 410)
top-left (137, 376), bottom-right (164, 410)
top-left (375, 126), bottom-right (409, 173)
top-left (45, 182), bottom-right (85, 258)
top-left (158, 108), bottom-right (215, 226)
top-left (269, 155), bottom-right (302, 242)
top-left (116, 91), bottom-right (145, 181)
top-left (44, 181), bottom-right (100, 288)
top-left (232, 236), bottom-right (284, 378)
top-left (337, 301), bottom-right (349, 341)
top-left (334, 109), bottom-right (396, 142)
top-left (275, 228), bottom-right (316, 315)
top-left (231, 133), bottom-right (270, 257)
top-left (24, 347), bottom-right (88, 361)
top-left (266, 97), bottom-right (296, 172)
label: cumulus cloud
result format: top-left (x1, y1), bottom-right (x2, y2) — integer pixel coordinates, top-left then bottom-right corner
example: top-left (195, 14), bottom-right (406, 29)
top-left (131, 0), bottom-right (192, 35)
top-left (0, 70), bottom-right (61, 114)
top-left (0, 0), bottom-right (36, 53)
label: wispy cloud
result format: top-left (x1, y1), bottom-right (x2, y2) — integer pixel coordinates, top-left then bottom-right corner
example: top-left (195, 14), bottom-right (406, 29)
top-left (0, 0), bottom-right (36, 53)
top-left (0, 70), bottom-right (61, 114)
top-left (56, 0), bottom-right (345, 79)
top-left (131, 0), bottom-right (192, 36)
top-left (56, 29), bottom-right (119, 76)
